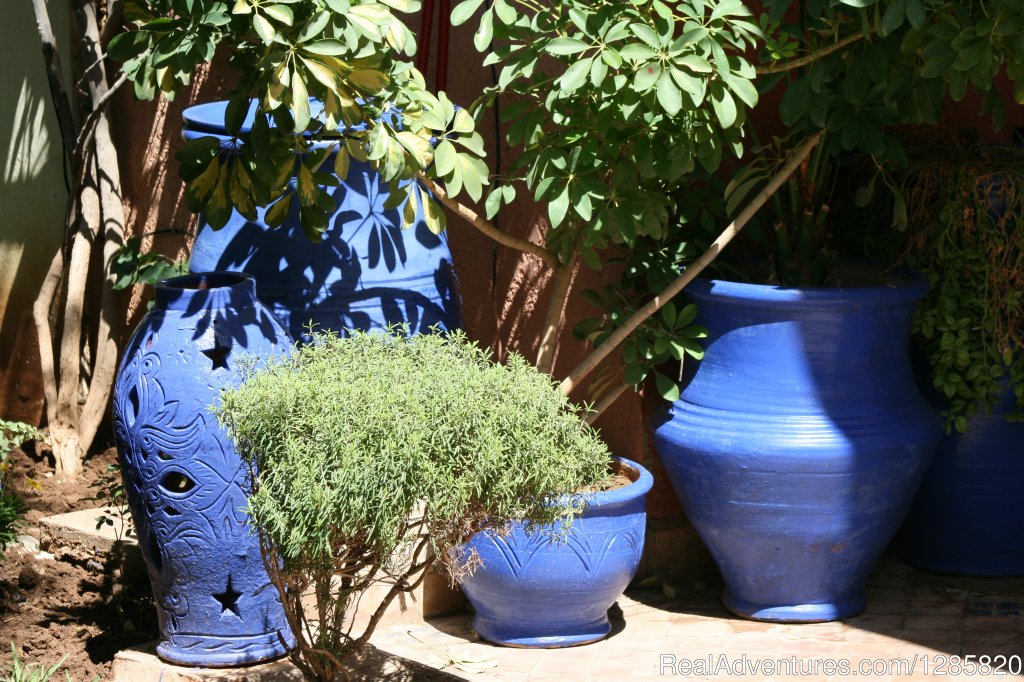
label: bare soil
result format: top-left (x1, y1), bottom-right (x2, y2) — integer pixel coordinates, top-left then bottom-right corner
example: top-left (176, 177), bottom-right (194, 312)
top-left (0, 444), bottom-right (157, 680)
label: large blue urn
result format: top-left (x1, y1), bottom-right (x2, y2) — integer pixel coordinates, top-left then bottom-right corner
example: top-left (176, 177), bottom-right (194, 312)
top-left (900, 380), bottom-right (1024, 576)
top-left (653, 270), bottom-right (942, 622)
top-left (183, 100), bottom-right (460, 342)
top-left (458, 457), bottom-right (652, 647)
top-left (112, 272), bottom-right (295, 666)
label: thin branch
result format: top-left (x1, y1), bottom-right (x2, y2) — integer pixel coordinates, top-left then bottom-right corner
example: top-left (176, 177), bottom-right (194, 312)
top-left (585, 382), bottom-right (630, 425)
top-left (755, 31), bottom-right (868, 75)
top-left (30, 0), bottom-right (77, 161)
top-left (560, 133), bottom-right (824, 396)
top-left (416, 173), bottom-right (559, 268)
top-left (536, 246), bottom-right (579, 374)
top-left (74, 72), bottom-right (129, 152)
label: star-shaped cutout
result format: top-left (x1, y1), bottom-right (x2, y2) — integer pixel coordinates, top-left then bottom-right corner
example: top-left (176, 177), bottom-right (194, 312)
top-left (213, 575), bottom-right (241, 617)
top-left (200, 338), bottom-right (231, 370)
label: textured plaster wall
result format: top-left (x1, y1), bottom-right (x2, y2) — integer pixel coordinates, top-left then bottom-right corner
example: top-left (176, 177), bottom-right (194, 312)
top-left (0, 0), bottom-right (71, 424)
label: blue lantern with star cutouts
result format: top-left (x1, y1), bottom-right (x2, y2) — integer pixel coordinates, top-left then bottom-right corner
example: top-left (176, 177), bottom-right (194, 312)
top-left (112, 271), bottom-right (295, 667)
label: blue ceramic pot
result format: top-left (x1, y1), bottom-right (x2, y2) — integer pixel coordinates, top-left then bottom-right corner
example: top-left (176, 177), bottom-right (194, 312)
top-left (653, 270), bottom-right (942, 622)
top-left (112, 272), bottom-right (295, 666)
top-left (183, 100), bottom-right (460, 342)
top-left (458, 457), bottom-right (652, 648)
top-left (900, 380), bottom-right (1024, 576)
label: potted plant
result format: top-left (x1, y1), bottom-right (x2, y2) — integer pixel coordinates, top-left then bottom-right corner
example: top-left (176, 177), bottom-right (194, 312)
top-left (648, 0), bottom-right (1024, 622)
top-left (856, 142), bottom-right (1024, 576)
top-left (213, 328), bottom-right (652, 677)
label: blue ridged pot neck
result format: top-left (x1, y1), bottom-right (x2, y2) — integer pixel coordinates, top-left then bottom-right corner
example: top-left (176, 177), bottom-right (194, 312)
top-left (154, 272), bottom-right (258, 312)
top-left (685, 264), bottom-right (930, 308)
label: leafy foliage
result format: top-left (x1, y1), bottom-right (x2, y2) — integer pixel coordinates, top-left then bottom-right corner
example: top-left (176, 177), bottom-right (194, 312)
top-left (113, 0), bottom-right (488, 239)
top-left (108, 236), bottom-right (189, 292)
top-left (0, 420), bottom-right (42, 558)
top-left (456, 0), bottom-right (760, 267)
top-left (214, 328), bottom-right (611, 680)
top-left (723, 0), bottom-right (1024, 286)
top-left (857, 144), bottom-right (1024, 433)
top-left (573, 184), bottom-right (724, 400)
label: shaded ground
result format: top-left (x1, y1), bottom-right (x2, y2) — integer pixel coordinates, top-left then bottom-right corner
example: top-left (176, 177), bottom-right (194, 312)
top-left (0, 444), bottom-right (157, 680)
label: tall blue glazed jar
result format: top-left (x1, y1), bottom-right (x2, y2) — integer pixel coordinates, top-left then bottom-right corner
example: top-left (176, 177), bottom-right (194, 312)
top-left (653, 269), bottom-right (942, 622)
top-left (458, 457), bottom-right (653, 648)
top-left (899, 381), bottom-right (1024, 576)
top-left (183, 100), bottom-right (460, 342)
top-left (112, 272), bottom-right (295, 666)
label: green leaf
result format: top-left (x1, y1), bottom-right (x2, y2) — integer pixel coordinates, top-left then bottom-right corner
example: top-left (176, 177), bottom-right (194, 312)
top-left (434, 140), bottom-right (457, 176)
top-left (253, 14), bottom-right (276, 44)
top-left (474, 10), bottom-right (493, 51)
top-left (905, 0), bottom-right (925, 29)
top-left (264, 4), bottom-right (294, 25)
top-left (397, 131), bottom-right (433, 168)
top-left (451, 0), bottom-right (484, 26)
top-left (882, 0), bottom-right (906, 36)
top-left (303, 40), bottom-right (348, 55)
top-left (548, 186), bottom-right (570, 227)
top-left (654, 372), bottom-right (680, 402)
top-left (710, 85), bottom-right (737, 127)
top-left (619, 43), bottom-right (656, 61)
top-left (291, 72), bottom-right (310, 131)
top-left (453, 108), bottom-right (475, 134)
top-left (265, 192), bottom-right (293, 227)
top-left (634, 62), bottom-right (661, 92)
top-left (631, 23), bottom-right (662, 49)
top-left (656, 70), bottom-right (682, 115)
top-left (334, 146), bottom-right (351, 180)
top-left (420, 185), bottom-right (447, 234)
top-left (546, 37), bottom-right (590, 56)
top-left (559, 58), bottom-right (592, 94)
top-left (676, 55), bottom-right (713, 73)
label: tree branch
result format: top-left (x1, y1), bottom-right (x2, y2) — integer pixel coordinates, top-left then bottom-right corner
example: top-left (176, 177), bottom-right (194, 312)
top-left (585, 381), bottom-right (630, 425)
top-left (30, 0), bottom-right (77, 161)
top-left (535, 246), bottom-right (579, 374)
top-left (755, 31), bottom-right (868, 75)
top-left (560, 133), bottom-right (824, 396)
top-left (416, 173), bottom-right (559, 268)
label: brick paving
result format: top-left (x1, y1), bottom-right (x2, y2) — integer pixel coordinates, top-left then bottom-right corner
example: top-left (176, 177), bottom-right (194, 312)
top-left (369, 556), bottom-right (1024, 681)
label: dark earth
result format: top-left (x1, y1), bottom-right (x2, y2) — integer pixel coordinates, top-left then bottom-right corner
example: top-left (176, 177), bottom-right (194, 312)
top-left (0, 444), bottom-right (157, 680)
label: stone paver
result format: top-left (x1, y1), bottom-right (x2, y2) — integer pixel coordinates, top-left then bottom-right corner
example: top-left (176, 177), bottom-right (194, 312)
top-left (367, 556), bottom-right (1024, 680)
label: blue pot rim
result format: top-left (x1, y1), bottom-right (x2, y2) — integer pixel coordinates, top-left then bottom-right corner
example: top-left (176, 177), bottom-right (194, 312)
top-left (154, 271), bottom-right (257, 312)
top-left (182, 98), bottom-right (374, 137)
top-left (574, 455), bottom-right (653, 508)
top-left (685, 264), bottom-right (930, 307)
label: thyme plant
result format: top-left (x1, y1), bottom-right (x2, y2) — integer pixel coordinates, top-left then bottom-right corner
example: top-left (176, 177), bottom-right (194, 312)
top-left (214, 328), bottom-right (610, 680)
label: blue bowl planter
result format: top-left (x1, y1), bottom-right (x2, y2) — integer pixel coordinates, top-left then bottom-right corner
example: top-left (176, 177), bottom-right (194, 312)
top-left (183, 100), bottom-right (460, 342)
top-left (653, 270), bottom-right (942, 622)
top-left (458, 457), bottom-right (652, 648)
top-left (900, 381), bottom-right (1024, 576)
top-left (112, 272), bottom-right (295, 666)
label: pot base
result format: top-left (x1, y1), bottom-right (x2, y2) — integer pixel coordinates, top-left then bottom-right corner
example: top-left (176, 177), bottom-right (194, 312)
top-left (723, 591), bottom-right (866, 623)
top-left (472, 614), bottom-right (611, 649)
top-left (156, 631), bottom-right (292, 667)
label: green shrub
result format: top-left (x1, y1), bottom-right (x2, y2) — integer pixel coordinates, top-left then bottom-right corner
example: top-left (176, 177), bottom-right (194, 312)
top-left (215, 328), bottom-right (611, 680)
top-left (0, 420), bottom-right (41, 559)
